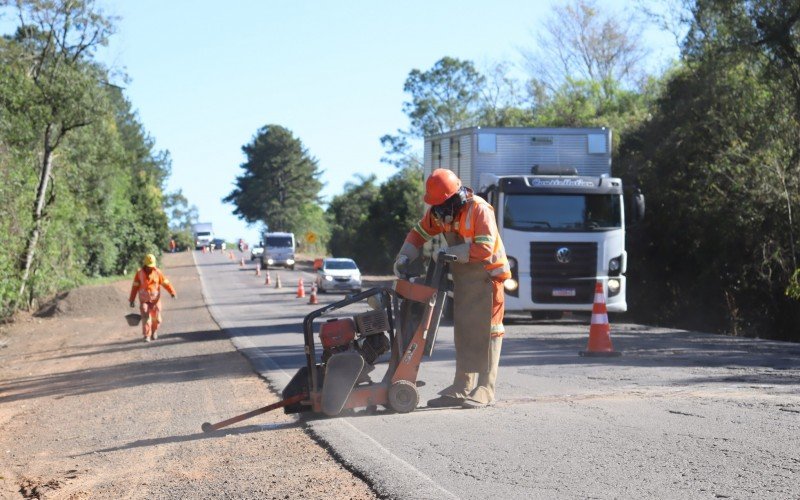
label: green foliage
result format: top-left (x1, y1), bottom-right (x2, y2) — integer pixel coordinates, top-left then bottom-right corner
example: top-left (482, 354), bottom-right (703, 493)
top-left (224, 124), bottom-right (323, 234)
top-left (403, 57), bottom-right (486, 137)
top-left (327, 167), bottom-right (423, 274)
top-left (293, 202), bottom-right (330, 255)
top-left (0, 0), bottom-right (173, 318)
top-left (327, 174), bottom-right (380, 258)
top-left (617, 16), bottom-right (800, 339)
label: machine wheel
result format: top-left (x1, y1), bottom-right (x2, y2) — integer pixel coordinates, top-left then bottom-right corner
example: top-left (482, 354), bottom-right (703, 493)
top-left (388, 380), bottom-right (419, 413)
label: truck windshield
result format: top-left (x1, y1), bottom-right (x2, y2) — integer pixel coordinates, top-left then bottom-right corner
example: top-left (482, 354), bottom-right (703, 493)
top-left (265, 236), bottom-right (293, 247)
top-left (503, 194), bottom-right (621, 231)
top-left (196, 232), bottom-right (211, 237)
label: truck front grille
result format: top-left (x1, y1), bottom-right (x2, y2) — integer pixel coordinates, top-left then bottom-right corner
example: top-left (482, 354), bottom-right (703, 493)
top-left (530, 242), bottom-right (597, 304)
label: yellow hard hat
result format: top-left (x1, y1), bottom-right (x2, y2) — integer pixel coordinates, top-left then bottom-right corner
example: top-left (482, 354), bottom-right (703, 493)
top-left (143, 254), bottom-right (157, 267)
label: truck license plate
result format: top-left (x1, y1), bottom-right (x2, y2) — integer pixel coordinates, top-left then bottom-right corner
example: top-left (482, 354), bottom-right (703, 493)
top-left (552, 288), bottom-right (576, 297)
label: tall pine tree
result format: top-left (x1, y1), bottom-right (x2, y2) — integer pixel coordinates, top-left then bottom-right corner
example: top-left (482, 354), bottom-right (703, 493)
top-left (224, 125), bottom-right (323, 234)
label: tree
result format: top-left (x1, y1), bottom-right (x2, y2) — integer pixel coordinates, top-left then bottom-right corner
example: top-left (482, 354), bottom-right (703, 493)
top-left (357, 166), bottom-right (424, 273)
top-left (476, 62), bottom-right (535, 127)
top-left (0, 0), bottom-right (114, 303)
top-left (522, 0), bottom-right (648, 96)
top-left (402, 57), bottom-right (485, 137)
top-left (326, 174), bottom-right (380, 258)
top-left (223, 125), bottom-right (323, 234)
top-left (164, 189), bottom-right (198, 232)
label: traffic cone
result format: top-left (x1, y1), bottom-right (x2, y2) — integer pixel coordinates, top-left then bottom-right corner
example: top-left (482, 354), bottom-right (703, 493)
top-left (265, 272), bottom-right (271, 286)
top-left (296, 278), bottom-right (305, 298)
top-left (229, 251), bottom-right (234, 260)
top-left (308, 284), bottom-right (318, 304)
top-left (580, 281), bottom-right (621, 357)
top-left (240, 257), bottom-right (245, 267)
top-left (255, 264), bottom-right (261, 277)
top-left (275, 273), bottom-right (282, 289)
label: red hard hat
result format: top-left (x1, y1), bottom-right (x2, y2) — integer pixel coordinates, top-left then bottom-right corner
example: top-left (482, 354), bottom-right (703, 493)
top-left (424, 169), bottom-right (462, 206)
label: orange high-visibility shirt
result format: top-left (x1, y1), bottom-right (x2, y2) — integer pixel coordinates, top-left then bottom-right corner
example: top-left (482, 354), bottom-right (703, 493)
top-left (406, 192), bottom-right (511, 281)
top-left (129, 266), bottom-right (176, 303)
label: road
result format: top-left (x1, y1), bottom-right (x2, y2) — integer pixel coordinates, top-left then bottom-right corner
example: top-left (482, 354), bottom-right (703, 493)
top-left (195, 250), bottom-right (800, 499)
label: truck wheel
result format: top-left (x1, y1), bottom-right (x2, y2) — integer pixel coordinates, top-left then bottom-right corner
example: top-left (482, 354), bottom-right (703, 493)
top-left (388, 380), bottom-right (419, 413)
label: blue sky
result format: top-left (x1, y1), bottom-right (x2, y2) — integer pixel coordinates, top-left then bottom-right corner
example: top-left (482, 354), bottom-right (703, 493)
top-left (96, 0), bottom-right (677, 245)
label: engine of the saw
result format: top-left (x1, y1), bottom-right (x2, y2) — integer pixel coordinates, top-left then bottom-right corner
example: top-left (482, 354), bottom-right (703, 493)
top-left (319, 311), bottom-right (390, 371)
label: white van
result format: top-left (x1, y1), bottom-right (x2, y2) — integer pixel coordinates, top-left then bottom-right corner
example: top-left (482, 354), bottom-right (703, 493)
top-left (261, 232), bottom-right (296, 270)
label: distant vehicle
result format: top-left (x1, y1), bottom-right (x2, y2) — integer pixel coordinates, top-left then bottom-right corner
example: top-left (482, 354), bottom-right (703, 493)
top-left (250, 244), bottom-right (264, 261)
top-left (192, 222), bottom-right (214, 250)
top-left (261, 232), bottom-right (296, 270)
top-left (211, 238), bottom-right (226, 251)
top-left (315, 258), bottom-right (362, 293)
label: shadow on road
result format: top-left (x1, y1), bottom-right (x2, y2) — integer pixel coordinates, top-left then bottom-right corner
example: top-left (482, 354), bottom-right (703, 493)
top-left (78, 421), bottom-right (300, 455)
top-left (0, 329), bottom-right (242, 404)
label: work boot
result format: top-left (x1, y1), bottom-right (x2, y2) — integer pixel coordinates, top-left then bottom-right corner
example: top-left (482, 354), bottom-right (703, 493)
top-left (152, 332), bottom-right (158, 340)
top-left (144, 336), bottom-right (151, 343)
top-left (462, 337), bottom-right (502, 409)
top-left (426, 395), bottom-right (464, 408)
top-left (427, 371), bottom-right (475, 408)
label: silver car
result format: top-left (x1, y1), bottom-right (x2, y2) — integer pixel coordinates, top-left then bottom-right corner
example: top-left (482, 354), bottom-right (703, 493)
top-left (316, 258), bottom-right (362, 293)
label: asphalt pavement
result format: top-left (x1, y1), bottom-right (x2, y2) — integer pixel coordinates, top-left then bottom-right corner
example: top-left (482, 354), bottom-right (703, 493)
top-left (194, 250), bottom-right (800, 499)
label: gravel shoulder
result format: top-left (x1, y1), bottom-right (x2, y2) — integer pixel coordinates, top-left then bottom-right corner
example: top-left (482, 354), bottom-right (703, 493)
top-left (0, 251), bottom-right (376, 499)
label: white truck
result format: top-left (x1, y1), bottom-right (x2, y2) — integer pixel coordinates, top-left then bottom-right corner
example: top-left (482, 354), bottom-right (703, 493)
top-left (424, 127), bottom-right (644, 316)
top-left (191, 222), bottom-right (214, 250)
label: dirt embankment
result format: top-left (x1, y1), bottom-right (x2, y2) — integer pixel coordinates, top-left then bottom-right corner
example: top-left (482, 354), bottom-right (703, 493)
top-left (0, 251), bottom-right (376, 499)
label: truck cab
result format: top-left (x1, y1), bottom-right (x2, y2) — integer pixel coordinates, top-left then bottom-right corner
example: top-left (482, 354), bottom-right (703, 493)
top-left (192, 222), bottom-right (214, 250)
top-left (481, 168), bottom-right (633, 313)
top-left (261, 232), bottom-right (296, 270)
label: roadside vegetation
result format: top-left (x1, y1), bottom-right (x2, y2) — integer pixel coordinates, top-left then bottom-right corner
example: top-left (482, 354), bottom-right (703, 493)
top-left (0, 0), bottom-right (192, 319)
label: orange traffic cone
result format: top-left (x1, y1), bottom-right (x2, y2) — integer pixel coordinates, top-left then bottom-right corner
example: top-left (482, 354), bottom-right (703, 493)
top-left (275, 273), bottom-right (282, 289)
top-left (265, 272), bottom-right (271, 286)
top-left (580, 281), bottom-right (621, 357)
top-left (308, 284), bottom-right (318, 305)
top-left (255, 264), bottom-right (261, 277)
top-left (229, 251), bottom-right (234, 260)
top-left (296, 278), bottom-right (306, 298)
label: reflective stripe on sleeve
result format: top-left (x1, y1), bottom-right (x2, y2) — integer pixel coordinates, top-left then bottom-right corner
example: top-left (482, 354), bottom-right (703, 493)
top-left (489, 264), bottom-right (511, 277)
top-left (413, 223), bottom-right (432, 241)
top-left (490, 324), bottom-right (505, 336)
top-left (474, 235), bottom-right (494, 245)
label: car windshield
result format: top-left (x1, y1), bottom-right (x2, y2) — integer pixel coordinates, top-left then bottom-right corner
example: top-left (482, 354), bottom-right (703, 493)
top-left (503, 193), bottom-right (622, 231)
top-left (264, 236), bottom-right (293, 247)
top-left (325, 260), bottom-right (358, 270)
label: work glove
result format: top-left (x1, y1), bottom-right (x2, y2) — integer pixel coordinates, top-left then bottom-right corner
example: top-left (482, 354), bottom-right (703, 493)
top-left (129, 301), bottom-right (135, 308)
top-left (393, 254), bottom-right (409, 278)
top-left (448, 243), bottom-right (470, 263)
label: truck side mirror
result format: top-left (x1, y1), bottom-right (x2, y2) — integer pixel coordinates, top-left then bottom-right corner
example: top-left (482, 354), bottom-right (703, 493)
top-left (631, 189), bottom-right (645, 224)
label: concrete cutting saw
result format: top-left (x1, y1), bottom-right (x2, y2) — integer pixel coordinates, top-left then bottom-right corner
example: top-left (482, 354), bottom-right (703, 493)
top-left (201, 252), bottom-right (454, 432)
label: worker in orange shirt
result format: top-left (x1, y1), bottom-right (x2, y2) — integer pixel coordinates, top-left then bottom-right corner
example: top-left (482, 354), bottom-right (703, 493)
top-left (394, 169), bottom-right (511, 409)
top-left (129, 254), bottom-right (177, 342)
